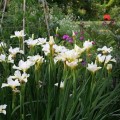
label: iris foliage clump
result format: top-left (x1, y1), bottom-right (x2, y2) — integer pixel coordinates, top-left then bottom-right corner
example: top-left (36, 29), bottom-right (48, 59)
top-left (0, 30), bottom-right (120, 120)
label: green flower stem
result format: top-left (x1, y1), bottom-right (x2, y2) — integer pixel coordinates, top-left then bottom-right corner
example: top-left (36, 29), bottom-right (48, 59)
top-left (86, 49), bottom-right (91, 63)
top-left (29, 47), bottom-right (35, 55)
top-left (35, 65), bottom-right (40, 83)
top-left (59, 79), bottom-right (69, 120)
top-left (73, 36), bottom-right (76, 45)
top-left (3, 62), bottom-right (10, 80)
top-left (66, 78), bottom-right (90, 120)
top-left (101, 65), bottom-right (106, 77)
top-left (47, 45), bottom-right (54, 120)
top-left (84, 68), bottom-right (88, 82)
top-left (59, 67), bottom-right (70, 120)
top-left (12, 91), bottom-right (16, 110)
top-left (35, 66), bottom-right (41, 120)
top-left (59, 63), bottom-right (68, 120)
top-left (63, 62), bottom-right (67, 86)
top-left (90, 73), bottom-right (95, 104)
top-left (107, 70), bottom-right (111, 92)
top-left (20, 84), bottom-right (25, 120)
top-left (72, 69), bottom-right (76, 101)
top-left (19, 38), bottom-right (23, 50)
top-left (47, 64), bottom-right (51, 120)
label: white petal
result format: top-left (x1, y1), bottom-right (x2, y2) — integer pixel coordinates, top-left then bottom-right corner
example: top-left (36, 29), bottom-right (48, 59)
top-left (2, 110), bottom-right (6, 115)
top-left (1, 105), bottom-right (7, 109)
top-left (1, 83), bottom-right (9, 88)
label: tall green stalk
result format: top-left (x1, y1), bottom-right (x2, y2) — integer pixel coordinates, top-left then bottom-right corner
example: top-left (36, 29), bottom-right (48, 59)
top-left (29, 47), bottom-right (35, 55)
top-left (19, 38), bottom-right (24, 51)
top-left (59, 66), bottom-right (70, 120)
top-left (47, 44), bottom-right (54, 120)
top-left (2, 62), bottom-right (10, 81)
top-left (12, 91), bottom-right (16, 110)
top-left (72, 69), bottom-right (76, 101)
top-left (47, 64), bottom-right (51, 120)
top-left (20, 84), bottom-right (25, 120)
top-left (35, 64), bottom-right (41, 120)
top-left (90, 73), bottom-right (95, 105)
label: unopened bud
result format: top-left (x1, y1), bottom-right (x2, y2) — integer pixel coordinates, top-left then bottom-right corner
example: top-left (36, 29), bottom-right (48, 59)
top-left (56, 27), bottom-right (59, 34)
top-left (72, 31), bottom-right (75, 37)
top-left (32, 34), bottom-right (34, 39)
top-left (106, 64), bottom-right (112, 71)
top-left (49, 36), bottom-right (55, 45)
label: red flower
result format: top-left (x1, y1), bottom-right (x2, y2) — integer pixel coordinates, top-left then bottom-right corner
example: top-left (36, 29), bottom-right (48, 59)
top-left (103, 14), bottom-right (111, 21)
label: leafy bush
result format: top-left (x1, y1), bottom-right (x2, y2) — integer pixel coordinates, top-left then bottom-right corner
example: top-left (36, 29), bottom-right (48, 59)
top-left (109, 6), bottom-right (120, 21)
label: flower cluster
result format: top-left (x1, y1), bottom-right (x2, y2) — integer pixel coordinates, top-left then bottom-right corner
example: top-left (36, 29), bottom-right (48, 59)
top-left (96, 46), bottom-right (116, 71)
top-left (24, 37), bottom-right (46, 48)
top-left (62, 34), bottom-right (73, 43)
top-left (42, 38), bottom-right (94, 69)
top-left (0, 30), bottom-right (116, 116)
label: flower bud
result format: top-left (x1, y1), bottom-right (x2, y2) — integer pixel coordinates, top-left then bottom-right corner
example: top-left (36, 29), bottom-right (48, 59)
top-left (106, 64), bottom-right (112, 71)
top-left (56, 27), bottom-right (59, 34)
top-left (49, 36), bottom-right (55, 45)
top-left (72, 31), bottom-right (75, 37)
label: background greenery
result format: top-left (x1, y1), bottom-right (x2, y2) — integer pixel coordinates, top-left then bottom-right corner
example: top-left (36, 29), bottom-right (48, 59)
top-left (1, 0), bottom-right (120, 38)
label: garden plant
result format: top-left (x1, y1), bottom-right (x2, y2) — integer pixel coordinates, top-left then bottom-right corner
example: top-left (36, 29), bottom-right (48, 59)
top-left (0, 0), bottom-right (120, 120)
top-left (0, 30), bottom-right (120, 120)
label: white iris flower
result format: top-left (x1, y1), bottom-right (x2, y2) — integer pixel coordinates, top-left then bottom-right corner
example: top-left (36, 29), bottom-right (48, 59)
top-left (10, 30), bottom-right (25, 38)
top-left (0, 104), bottom-right (7, 115)
top-left (87, 62), bottom-right (101, 73)
top-left (1, 77), bottom-right (20, 89)
top-left (13, 60), bottom-right (34, 72)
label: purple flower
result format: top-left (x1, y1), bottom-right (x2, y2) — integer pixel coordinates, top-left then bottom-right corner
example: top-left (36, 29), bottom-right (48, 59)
top-left (74, 32), bottom-right (78, 35)
top-left (81, 60), bottom-right (86, 66)
top-left (80, 36), bottom-right (84, 41)
top-left (92, 41), bottom-right (96, 45)
top-left (67, 37), bottom-right (73, 43)
top-left (62, 34), bottom-right (69, 40)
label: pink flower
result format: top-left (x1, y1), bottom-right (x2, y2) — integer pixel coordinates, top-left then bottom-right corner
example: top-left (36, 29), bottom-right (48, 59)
top-left (74, 32), bottom-right (78, 35)
top-left (62, 34), bottom-right (70, 40)
top-left (68, 37), bottom-right (73, 43)
top-left (92, 41), bottom-right (96, 45)
top-left (80, 36), bottom-right (84, 41)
